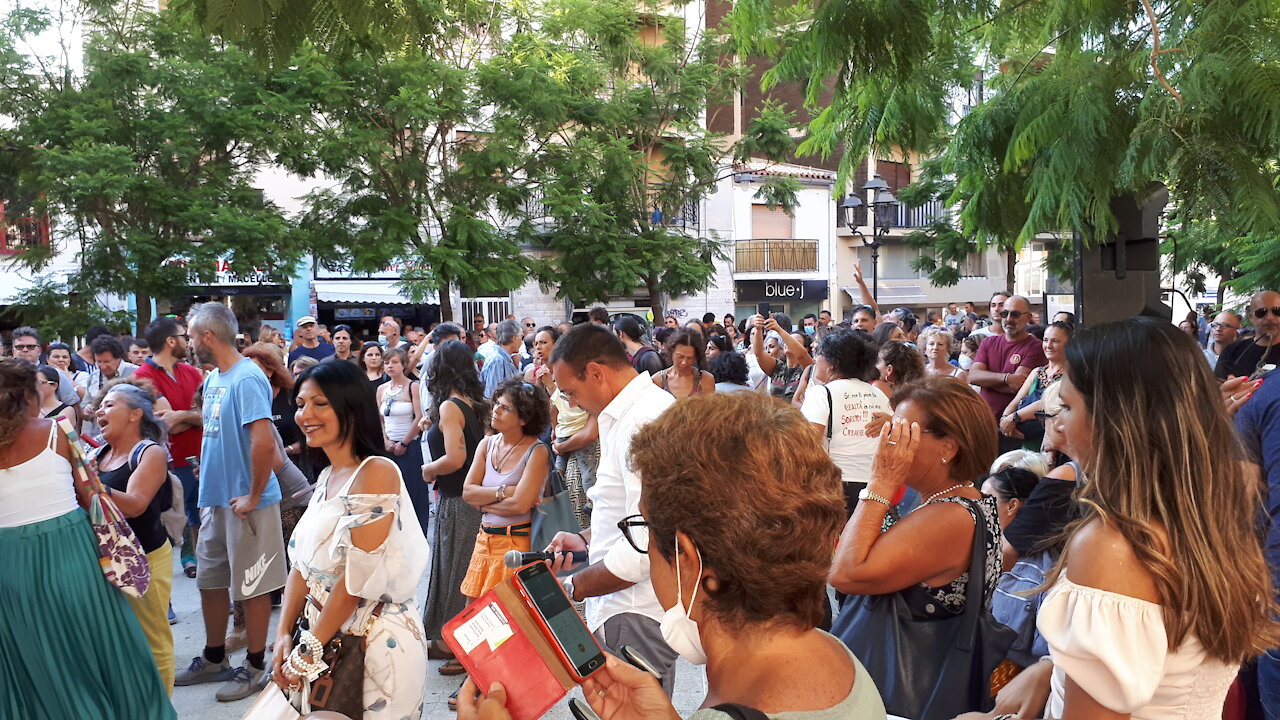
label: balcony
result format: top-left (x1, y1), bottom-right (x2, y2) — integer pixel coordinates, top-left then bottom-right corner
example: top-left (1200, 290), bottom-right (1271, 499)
top-left (836, 199), bottom-right (950, 231)
top-left (735, 239), bottom-right (819, 273)
top-left (0, 210), bottom-right (50, 255)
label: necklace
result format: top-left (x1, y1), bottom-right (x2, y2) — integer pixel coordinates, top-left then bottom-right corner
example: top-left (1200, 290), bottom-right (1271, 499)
top-left (491, 435), bottom-right (526, 471)
top-left (919, 482), bottom-right (975, 507)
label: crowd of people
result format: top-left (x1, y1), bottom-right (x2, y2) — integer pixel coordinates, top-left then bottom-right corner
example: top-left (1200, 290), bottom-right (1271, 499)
top-left (1, 288), bottom-right (1279, 720)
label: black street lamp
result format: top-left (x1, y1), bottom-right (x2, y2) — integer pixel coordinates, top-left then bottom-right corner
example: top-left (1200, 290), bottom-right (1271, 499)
top-left (840, 173), bottom-right (900, 303)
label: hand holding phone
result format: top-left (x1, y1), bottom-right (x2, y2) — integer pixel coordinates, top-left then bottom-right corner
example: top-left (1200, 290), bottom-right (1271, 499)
top-left (515, 563), bottom-right (606, 681)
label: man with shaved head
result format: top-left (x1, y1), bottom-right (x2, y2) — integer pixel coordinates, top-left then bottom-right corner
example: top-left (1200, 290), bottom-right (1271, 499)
top-left (1218, 291), bottom-right (1280, 381)
top-left (1204, 310), bottom-right (1243, 372)
top-left (968, 295), bottom-right (1047, 430)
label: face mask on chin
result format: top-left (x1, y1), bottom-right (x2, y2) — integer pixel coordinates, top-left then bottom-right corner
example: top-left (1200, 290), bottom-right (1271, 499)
top-left (658, 534), bottom-right (708, 665)
top-left (958, 354), bottom-right (974, 370)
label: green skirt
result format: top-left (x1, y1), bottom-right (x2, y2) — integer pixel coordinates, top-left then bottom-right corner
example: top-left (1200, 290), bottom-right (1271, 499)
top-left (0, 509), bottom-right (176, 719)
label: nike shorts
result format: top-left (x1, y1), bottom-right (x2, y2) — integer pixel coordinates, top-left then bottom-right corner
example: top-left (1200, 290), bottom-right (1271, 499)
top-left (196, 504), bottom-right (288, 601)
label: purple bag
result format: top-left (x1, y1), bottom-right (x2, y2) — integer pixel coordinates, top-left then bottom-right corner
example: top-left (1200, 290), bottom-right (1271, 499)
top-left (57, 418), bottom-right (151, 598)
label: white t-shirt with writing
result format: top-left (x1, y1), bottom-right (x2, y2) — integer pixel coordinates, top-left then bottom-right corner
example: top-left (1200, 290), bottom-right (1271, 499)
top-left (800, 377), bottom-right (891, 484)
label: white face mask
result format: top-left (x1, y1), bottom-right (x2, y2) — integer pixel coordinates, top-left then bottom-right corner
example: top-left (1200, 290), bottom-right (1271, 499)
top-left (658, 534), bottom-right (707, 665)
top-left (958, 353), bottom-right (974, 370)
top-left (377, 334), bottom-right (388, 345)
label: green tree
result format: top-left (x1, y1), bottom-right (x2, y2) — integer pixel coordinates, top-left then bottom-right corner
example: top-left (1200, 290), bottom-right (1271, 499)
top-left (487, 0), bottom-right (798, 319)
top-left (270, 0), bottom-right (533, 321)
top-left (3, 277), bottom-right (134, 342)
top-left (0, 5), bottom-right (308, 328)
top-left (728, 0), bottom-right (1280, 295)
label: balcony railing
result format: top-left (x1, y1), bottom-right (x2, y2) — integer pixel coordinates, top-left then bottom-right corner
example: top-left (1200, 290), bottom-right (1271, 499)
top-left (837, 200), bottom-right (949, 231)
top-left (735, 239), bottom-right (819, 273)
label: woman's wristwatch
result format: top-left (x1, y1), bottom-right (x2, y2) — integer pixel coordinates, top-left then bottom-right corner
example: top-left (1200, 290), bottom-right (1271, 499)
top-left (398, 440), bottom-right (411, 447)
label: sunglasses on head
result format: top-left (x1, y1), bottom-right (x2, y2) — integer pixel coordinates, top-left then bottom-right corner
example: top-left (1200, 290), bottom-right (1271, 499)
top-left (999, 310), bottom-right (1025, 320)
top-left (1253, 307), bottom-right (1280, 319)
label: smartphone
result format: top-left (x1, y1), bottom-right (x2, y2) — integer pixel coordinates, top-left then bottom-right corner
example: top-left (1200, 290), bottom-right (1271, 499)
top-left (569, 698), bottom-right (600, 720)
top-left (757, 302), bottom-right (771, 319)
top-left (185, 456), bottom-right (200, 468)
top-left (514, 562), bottom-right (606, 681)
top-left (619, 645), bottom-right (660, 679)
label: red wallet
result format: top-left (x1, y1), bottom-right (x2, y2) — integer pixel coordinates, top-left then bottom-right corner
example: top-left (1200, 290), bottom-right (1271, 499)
top-left (443, 576), bottom-right (581, 720)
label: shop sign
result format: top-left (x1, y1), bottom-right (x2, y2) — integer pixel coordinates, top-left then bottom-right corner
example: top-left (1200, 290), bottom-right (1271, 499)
top-left (335, 308), bottom-right (377, 319)
top-left (735, 279), bottom-right (828, 302)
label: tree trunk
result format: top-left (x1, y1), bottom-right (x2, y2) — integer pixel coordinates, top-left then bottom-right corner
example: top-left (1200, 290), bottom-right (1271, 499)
top-left (1005, 248), bottom-right (1017, 295)
top-left (134, 291), bottom-right (152, 333)
top-left (439, 278), bottom-right (453, 322)
top-left (646, 275), bottom-right (664, 326)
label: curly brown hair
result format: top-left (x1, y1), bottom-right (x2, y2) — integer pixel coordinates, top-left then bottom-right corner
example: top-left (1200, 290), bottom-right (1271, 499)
top-left (0, 359), bottom-right (37, 454)
top-left (630, 392), bottom-right (844, 631)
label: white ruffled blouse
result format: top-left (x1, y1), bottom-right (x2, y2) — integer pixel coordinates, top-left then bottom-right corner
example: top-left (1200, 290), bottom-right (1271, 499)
top-left (1039, 575), bottom-right (1238, 720)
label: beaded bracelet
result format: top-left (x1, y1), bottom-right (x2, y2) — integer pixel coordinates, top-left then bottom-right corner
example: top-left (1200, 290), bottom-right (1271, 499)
top-left (286, 647), bottom-right (328, 682)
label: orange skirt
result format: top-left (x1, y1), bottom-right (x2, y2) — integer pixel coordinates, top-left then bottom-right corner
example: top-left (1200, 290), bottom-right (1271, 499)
top-left (460, 526), bottom-right (531, 598)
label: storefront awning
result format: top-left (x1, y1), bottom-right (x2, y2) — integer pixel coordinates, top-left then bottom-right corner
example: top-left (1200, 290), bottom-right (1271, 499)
top-left (312, 280), bottom-right (438, 306)
top-left (841, 285), bottom-right (928, 305)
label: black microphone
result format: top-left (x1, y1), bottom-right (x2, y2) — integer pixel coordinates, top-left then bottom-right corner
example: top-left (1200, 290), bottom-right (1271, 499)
top-left (504, 549), bottom-right (588, 568)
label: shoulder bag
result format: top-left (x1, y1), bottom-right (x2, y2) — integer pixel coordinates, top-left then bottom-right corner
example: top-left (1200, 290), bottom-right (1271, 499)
top-left (58, 417), bottom-right (151, 598)
top-left (293, 593), bottom-right (382, 719)
top-left (830, 497), bottom-right (1015, 720)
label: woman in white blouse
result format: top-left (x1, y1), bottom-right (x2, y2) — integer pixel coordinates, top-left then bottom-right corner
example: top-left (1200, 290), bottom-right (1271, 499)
top-left (961, 317), bottom-right (1277, 720)
top-left (272, 360), bottom-right (430, 717)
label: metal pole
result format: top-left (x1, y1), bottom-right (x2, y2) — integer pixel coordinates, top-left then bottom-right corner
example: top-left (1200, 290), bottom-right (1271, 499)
top-left (871, 240), bottom-right (880, 303)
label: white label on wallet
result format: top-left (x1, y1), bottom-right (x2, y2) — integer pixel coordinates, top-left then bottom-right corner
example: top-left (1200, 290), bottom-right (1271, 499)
top-left (456, 603), bottom-right (514, 654)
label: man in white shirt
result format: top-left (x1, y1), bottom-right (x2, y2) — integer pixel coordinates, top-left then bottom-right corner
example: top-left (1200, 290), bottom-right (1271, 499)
top-left (546, 324), bottom-right (680, 693)
top-left (969, 290), bottom-right (1009, 342)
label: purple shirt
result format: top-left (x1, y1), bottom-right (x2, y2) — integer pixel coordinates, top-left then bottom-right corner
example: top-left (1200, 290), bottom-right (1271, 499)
top-left (974, 334), bottom-right (1047, 419)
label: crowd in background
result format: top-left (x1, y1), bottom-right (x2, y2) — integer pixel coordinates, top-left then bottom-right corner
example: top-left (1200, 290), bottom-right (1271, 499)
top-left (2, 287), bottom-right (1280, 720)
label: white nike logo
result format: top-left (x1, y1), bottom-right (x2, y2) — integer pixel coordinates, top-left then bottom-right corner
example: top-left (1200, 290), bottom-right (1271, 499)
top-left (240, 553), bottom-right (278, 597)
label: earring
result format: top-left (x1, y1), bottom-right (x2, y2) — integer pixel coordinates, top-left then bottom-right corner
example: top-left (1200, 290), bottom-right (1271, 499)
top-left (941, 457), bottom-right (949, 464)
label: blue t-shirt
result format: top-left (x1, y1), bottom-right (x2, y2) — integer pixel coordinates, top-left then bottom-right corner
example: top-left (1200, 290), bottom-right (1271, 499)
top-left (288, 342), bottom-right (336, 365)
top-left (199, 357), bottom-right (281, 509)
top-left (1236, 368), bottom-right (1280, 587)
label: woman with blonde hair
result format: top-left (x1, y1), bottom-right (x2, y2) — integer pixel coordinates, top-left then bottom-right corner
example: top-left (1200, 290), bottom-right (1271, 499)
top-left (961, 317), bottom-right (1279, 719)
top-left (920, 327), bottom-right (965, 382)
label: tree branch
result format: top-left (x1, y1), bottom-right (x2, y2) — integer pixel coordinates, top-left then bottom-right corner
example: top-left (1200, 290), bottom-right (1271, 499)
top-left (1140, 0), bottom-right (1182, 108)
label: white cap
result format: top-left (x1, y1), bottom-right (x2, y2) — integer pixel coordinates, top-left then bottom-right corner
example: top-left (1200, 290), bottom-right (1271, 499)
top-left (296, 316), bottom-right (318, 328)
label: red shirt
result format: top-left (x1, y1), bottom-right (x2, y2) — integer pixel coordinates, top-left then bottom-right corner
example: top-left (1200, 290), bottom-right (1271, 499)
top-left (974, 333), bottom-right (1047, 419)
top-left (135, 359), bottom-right (204, 468)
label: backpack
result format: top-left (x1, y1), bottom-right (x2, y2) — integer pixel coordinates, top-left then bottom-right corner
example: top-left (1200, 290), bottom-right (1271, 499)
top-left (128, 441), bottom-right (187, 546)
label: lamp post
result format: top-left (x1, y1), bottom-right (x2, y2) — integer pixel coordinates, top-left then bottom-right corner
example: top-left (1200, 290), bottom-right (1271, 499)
top-left (840, 173), bottom-right (900, 303)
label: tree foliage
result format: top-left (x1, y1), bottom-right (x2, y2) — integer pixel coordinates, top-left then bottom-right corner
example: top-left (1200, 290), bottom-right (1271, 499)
top-left (728, 0), bottom-right (1280, 294)
top-left (486, 0), bottom-right (797, 319)
top-left (2, 277), bottom-right (134, 342)
top-left (0, 4), bottom-right (307, 327)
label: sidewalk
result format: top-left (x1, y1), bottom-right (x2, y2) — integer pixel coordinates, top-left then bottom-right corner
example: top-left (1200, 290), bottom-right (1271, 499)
top-left (167, 555), bottom-right (707, 719)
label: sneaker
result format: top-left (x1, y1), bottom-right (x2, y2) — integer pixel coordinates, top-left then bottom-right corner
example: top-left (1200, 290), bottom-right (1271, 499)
top-left (167, 604), bottom-right (177, 625)
top-left (215, 662), bottom-right (269, 702)
top-left (174, 655), bottom-right (233, 686)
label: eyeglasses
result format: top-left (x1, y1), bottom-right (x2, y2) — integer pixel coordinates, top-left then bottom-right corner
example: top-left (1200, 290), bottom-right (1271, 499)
top-left (42, 380), bottom-right (58, 386)
top-left (524, 322), bottom-right (537, 328)
top-left (1209, 322), bottom-right (1238, 331)
top-left (170, 333), bottom-right (190, 341)
top-left (618, 514), bottom-right (650, 554)
top-left (13, 344), bottom-right (37, 351)
top-left (999, 310), bottom-right (1025, 320)
top-left (1253, 307), bottom-right (1280, 319)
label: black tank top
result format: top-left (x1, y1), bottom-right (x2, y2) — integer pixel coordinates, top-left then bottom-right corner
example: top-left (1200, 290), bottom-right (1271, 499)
top-left (97, 443), bottom-right (171, 554)
top-left (426, 398), bottom-right (482, 498)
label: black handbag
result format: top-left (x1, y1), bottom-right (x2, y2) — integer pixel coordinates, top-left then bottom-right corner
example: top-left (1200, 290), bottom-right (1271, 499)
top-left (831, 498), bottom-right (1016, 720)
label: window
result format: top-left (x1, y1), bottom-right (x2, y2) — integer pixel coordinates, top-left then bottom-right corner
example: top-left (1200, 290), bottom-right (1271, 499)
top-left (750, 204), bottom-right (793, 239)
top-left (0, 203), bottom-right (50, 255)
top-left (960, 251), bottom-right (986, 278)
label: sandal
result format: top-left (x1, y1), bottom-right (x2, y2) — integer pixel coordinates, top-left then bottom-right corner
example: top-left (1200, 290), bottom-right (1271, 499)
top-left (438, 658), bottom-right (466, 676)
top-left (448, 684), bottom-right (462, 711)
